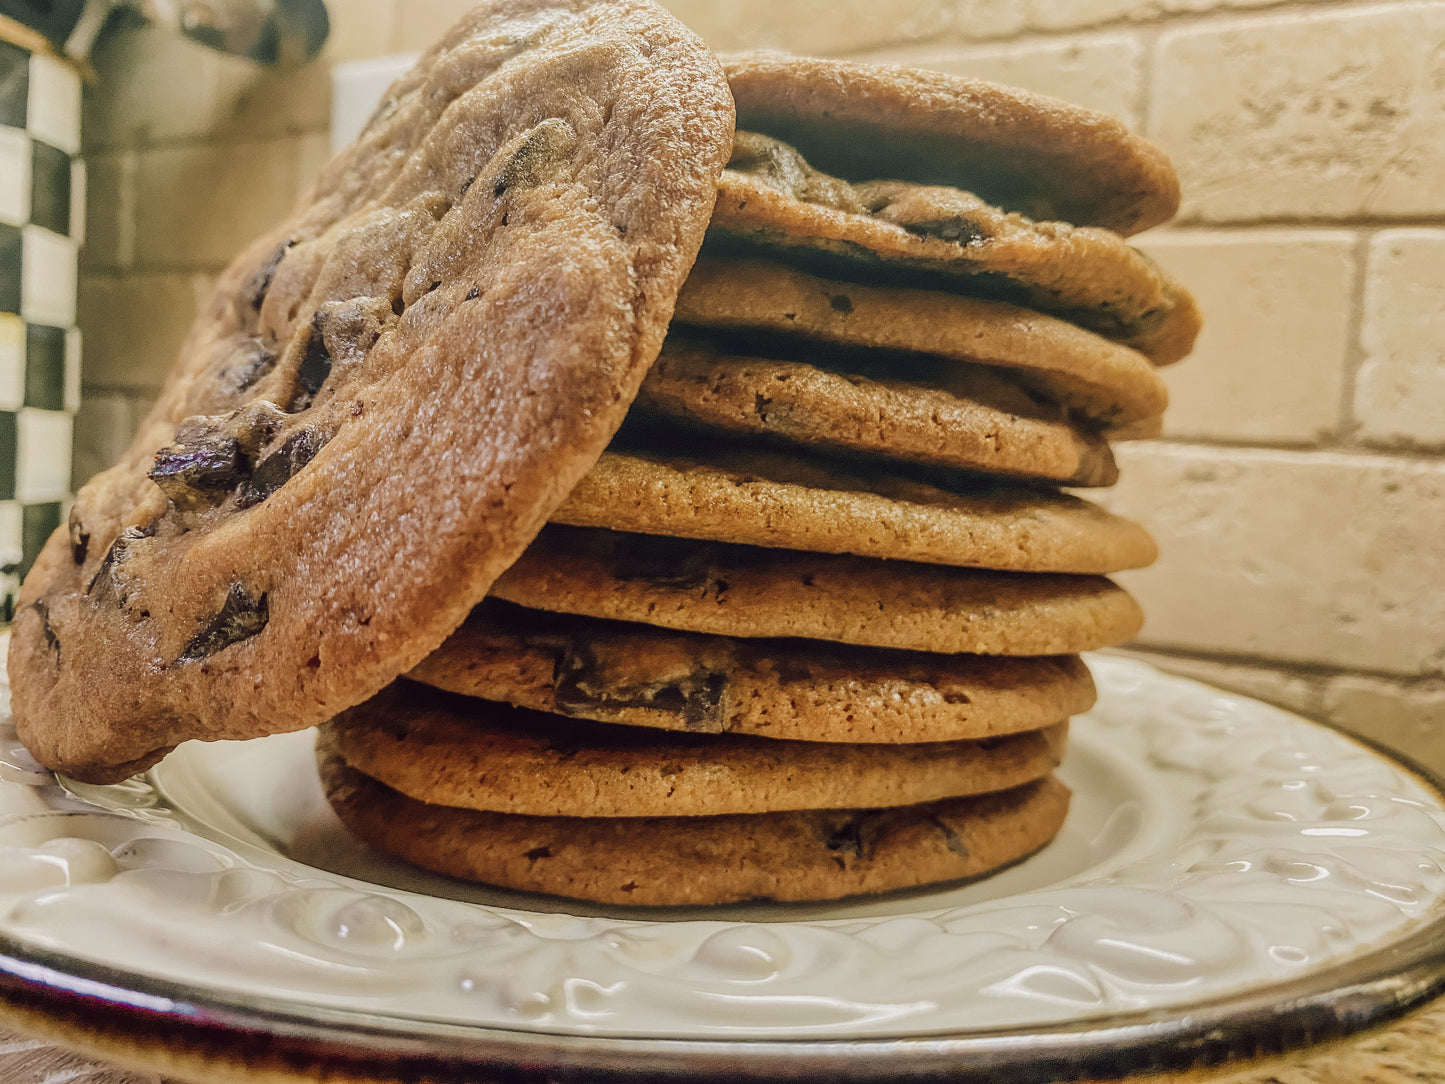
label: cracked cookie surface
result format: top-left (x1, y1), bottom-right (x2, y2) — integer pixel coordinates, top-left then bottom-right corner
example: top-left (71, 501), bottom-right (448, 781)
top-left (9, 0), bottom-right (734, 783)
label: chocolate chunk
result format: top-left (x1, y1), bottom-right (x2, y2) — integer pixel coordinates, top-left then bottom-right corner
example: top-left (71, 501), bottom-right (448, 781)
top-left (898, 217), bottom-right (987, 246)
top-left (611, 534), bottom-right (719, 590)
top-left (87, 526), bottom-right (149, 606)
top-left (492, 119), bottom-right (577, 198)
top-left (149, 430), bottom-right (244, 512)
top-left (177, 583), bottom-right (269, 663)
top-left (220, 338), bottom-right (278, 394)
top-left (553, 642), bottom-right (726, 730)
top-left (829, 293), bottom-right (853, 314)
top-left (822, 814), bottom-right (866, 866)
top-left (67, 510), bottom-right (88, 566)
top-left (31, 600), bottom-right (59, 663)
top-left (239, 239), bottom-right (294, 316)
top-left (239, 427), bottom-right (327, 508)
top-left (928, 815), bottom-right (970, 857)
top-left (296, 314), bottom-right (333, 400)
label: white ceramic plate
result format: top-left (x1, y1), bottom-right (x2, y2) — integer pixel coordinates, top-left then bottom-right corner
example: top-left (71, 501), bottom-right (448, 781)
top-left (4, 655), bottom-right (1445, 1081)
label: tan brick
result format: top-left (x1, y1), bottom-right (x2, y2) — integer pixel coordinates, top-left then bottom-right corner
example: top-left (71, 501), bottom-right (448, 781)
top-left (83, 27), bottom-right (224, 150)
top-left (1322, 674), bottom-right (1445, 775)
top-left (1101, 444), bottom-right (1445, 676)
top-left (657, 0), bottom-right (954, 55)
top-left (856, 34), bottom-right (1140, 124)
top-left (77, 273), bottom-right (214, 392)
top-left (1150, 6), bottom-right (1445, 222)
top-left (323, 0), bottom-right (396, 63)
top-left (1357, 229), bottom-right (1445, 449)
top-left (391, 0), bottom-right (484, 52)
top-left (1137, 230), bottom-right (1356, 444)
top-left (295, 133), bottom-right (336, 199)
top-left (1021, 0), bottom-right (1284, 33)
top-left (134, 140), bottom-right (301, 270)
top-left (79, 152), bottom-right (134, 272)
top-left (213, 53), bottom-right (332, 140)
top-left (1112, 648), bottom-right (1323, 718)
top-left (71, 393), bottom-right (143, 490)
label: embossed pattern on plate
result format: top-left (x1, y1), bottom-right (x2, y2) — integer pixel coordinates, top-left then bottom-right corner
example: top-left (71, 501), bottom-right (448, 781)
top-left (1, 656), bottom-right (1444, 1042)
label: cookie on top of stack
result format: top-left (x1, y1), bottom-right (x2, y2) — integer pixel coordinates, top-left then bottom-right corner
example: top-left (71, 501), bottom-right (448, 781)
top-left (8, 3), bottom-right (1195, 908)
top-left (320, 55), bottom-right (1197, 904)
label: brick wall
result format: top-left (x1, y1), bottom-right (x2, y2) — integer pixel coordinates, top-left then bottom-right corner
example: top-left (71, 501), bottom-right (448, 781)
top-left (76, 0), bottom-right (1445, 765)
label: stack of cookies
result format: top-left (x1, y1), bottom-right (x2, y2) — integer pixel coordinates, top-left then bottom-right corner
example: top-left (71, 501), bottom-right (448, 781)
top-left (8, 4), bottom-right (1195, 909)
top-left (317, 55), bottom-right (1196, 905)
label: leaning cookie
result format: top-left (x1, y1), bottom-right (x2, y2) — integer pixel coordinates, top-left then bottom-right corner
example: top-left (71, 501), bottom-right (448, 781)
top-left (318, 731), bottom-right (1072, 905)
top-left (408, 600), bottom-right (1096, 743)
top-left (9, 0), bottom-right (735, 783)
top-left (712, 131), bottom-right (1200, 365)
top-left (493, 528), bottom-right (1145, 656)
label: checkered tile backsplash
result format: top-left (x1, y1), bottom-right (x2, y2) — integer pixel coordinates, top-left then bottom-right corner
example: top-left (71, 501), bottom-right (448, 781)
top-left (0, 39), bottom-right (83, 620)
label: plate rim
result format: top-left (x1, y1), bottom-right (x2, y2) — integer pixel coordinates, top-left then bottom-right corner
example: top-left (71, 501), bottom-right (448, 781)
top-left (6, 657), bottom-right (1445, 1081)
top-left (4, 907), bottom-right (1445, 1083)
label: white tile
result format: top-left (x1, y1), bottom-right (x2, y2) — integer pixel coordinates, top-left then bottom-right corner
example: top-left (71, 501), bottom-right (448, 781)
top-left (69, 157), bottom-right (85, 248)
top-left (63, 326), bottom-right (81, 413)
top-left (20, 226), bottom-right (76, 327)
top-left (331, 54), bottom-right (416, 151)
top-left (15, 408), bottom-right (72, 503)
top-left (0, 128), bottom-right (28, 228)
top-left (26, 53), bottom-right (82, 156)
top-left (0, 314), bottom-right (22, 411)
top-left (0, 501), bottom-right (21, 568)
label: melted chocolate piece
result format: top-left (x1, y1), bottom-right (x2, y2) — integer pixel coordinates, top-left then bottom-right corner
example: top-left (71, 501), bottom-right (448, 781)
top-left (67, 509), bottom-right (88, 566)
top-left (239, 239), bottom-right (294, 316)
top-left (928, 815), bottom-right (970, 857)
top-left (177, 583), bottom-right (269, 663)
top-left (492, 119), bottom-right (576, 198)
top-left (31, 600), bottom-right (59, 663)
top-left (220, 338), bottom-right (278, 394)
top-left (296, 314), bottom-right (333, 401)
top-left (897, 217), bottom-right (987, 246)
top-left (823, 815), bottom-right (866, 866)
top-left (149, 433), bottom-right (244, 511)
top-left (87, 526), bottom-right (150, 607)
top-left (553, 642), bottom-right (726, 730)
top-left (238, 428), bottom-right (327, 508)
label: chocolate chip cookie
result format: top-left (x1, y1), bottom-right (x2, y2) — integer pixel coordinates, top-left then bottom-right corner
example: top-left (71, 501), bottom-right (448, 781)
top-left (318, 730), bottom-right (1071, 904)
top-left (633, 338), bottom-right (1119, 485)
top-left (323, 680), bottom-right (1065, 816)
top-left (712, 130), bottom-right (1200, 364)
top-left (552, 447), bottom-right (1156, 574)
top-left (492, 527), bottom-right (1145, 655)
top-left (9, 0), bottom-right (735, 783)
top-left (724, 53), bottom-right (1178, 236)
top-left (409, 599), bottom-right (1096, 742)
top-left (673, 257), bottom-right (1168, 428)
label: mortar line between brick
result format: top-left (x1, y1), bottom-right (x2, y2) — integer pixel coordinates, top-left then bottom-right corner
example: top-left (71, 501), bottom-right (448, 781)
top-left (1142, 435), bottom-right (1445, 464)
top-left (1333, 229), bottom-right (1375, 449)
top-left (1135, 23), bottom-right (1157, 134)
top-left (827, 0), bottom-right (1409, 58)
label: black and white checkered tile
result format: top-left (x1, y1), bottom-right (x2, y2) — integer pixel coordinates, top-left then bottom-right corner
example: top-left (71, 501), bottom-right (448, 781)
top-left (0, 37), bottom-right (83, 619)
